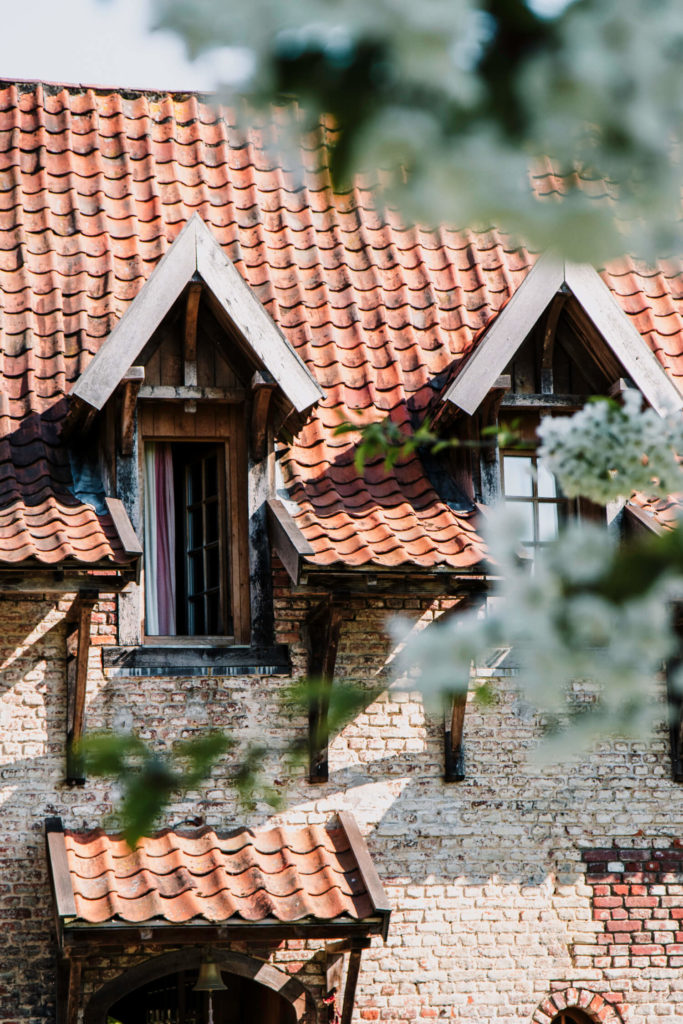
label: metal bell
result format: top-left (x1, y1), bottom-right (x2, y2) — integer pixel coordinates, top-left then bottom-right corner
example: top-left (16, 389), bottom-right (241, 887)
top-left (193, 961), bottom-right (227, 992)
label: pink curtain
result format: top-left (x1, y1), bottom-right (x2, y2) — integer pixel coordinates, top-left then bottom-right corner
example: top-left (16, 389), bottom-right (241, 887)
top-left (144, 443), bottom-right (176, 635)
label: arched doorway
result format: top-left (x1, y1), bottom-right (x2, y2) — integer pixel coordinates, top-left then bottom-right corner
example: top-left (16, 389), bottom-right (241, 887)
top-left (107, 968), bottom-right (296, 1024)
top-left (85, 951), bottom-right (311, 1024)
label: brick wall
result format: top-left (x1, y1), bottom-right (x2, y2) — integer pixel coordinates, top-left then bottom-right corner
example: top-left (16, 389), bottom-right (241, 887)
top-left (581, 846), bottom-right (683, 969)
top-left (2, 580), bottom-right (683, 1024)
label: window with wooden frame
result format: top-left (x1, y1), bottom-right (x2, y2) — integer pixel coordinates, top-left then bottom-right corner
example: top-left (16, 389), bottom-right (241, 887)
top-left (501, 451), bottom-right (573, 555)
top-left (140, 402), bottom-right (250, 644)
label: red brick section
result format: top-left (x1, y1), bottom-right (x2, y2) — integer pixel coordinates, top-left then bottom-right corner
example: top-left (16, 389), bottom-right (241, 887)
top-left (57, 820), bottom-right (379, 925)
top-left (532, 987), bottom-right (625, 1024)
top-left (582, 845), bottom-right (683, 970)
top-left (0, 81), bottom-right (681, 568)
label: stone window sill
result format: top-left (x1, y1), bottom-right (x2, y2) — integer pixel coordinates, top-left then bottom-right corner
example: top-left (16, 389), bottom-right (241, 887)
top-left (102, 644), bottom-right (291, 678)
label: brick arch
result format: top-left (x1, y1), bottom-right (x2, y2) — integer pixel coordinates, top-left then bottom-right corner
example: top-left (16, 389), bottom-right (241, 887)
top-left (532, 988), bottom-right (626, 1024)
top-left (83, 948), bottom-right (317, 1024)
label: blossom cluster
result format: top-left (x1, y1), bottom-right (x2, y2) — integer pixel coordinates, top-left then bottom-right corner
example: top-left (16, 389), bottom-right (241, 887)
top-left (538, 391), bottom-right (683, 505)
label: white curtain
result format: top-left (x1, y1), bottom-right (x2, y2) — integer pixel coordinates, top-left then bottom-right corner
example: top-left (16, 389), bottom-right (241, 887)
top-left (144, 443), bottom-right (176, 635)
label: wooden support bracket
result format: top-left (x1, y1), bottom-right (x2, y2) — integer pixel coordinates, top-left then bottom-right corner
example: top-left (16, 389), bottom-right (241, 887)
top-left (305, 599), bottom-right (343, 784)
top-left (340, 939), bottom-right (370, 1024)
top-left (118, 366), bottom-right (144, 456)
top-left (56, 956), bottom-right (82, 1024)
top-left (65, 592), bottom-right (97, 784)
top-left (251, 370), bottom-right (277, 461)
top-left (444, 689), bottom-right (468, 782)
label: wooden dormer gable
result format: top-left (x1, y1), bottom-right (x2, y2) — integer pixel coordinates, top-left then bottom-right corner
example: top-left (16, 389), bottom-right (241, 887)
top-left (442, 254), bottom-right (683, 417)
top-left (65, 214), bottom-right (324, 440)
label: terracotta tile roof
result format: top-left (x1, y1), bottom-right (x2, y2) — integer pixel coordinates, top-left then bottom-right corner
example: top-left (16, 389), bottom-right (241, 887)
top-left (56, 819), bottom-right (386, 927)
top-left (0, 82), bottom-right (681, 569)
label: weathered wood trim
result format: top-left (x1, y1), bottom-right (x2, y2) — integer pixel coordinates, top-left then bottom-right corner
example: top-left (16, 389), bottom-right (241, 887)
top-left (623, 501), bottom-right (665, 536)
top-left (340, 947), bottom-right (364, 1024)
top-left (65, 917), bottom-right (385, 950)
top-left (72, 218), bottom-right (198, 411)
top-left (66, 592), bottom-right (97, 784)
top-left (0, 570), bottom-right (133, 593)
top-left (565, 262), bottom-right (683, 416)
top-left (138, 385), bottom-right (246, 402)
top-left (444, 690), bottom-right (468, 782)
top-left (45, 817), bottom-right (77, 921)
top-left (267, 498), bottom-right (315, 585)
top-left (540, 292), bottom-right (567, 394)
top-left (183, 280), bottom-right (202, 387)
top-left (70, 215), bottom-right (323, 417)
top-left (305, 600), bottom-right (343, 784)
top-left (194, 215), bottom-right (323, 414)
top-left (251, 370), bottom-right (277, 460)
top-left (102, 643), bottom-right (291, 677)
top-left (119, 367), bottom-right (144, 456)
top-left (443, 253), bottom-right (565, 415)
top-left (104, 497), bottom-right (143, 557)
top-left (443, 256), bottom-right (683, 417)
top-left (338, 812), bottom-right (391, 934)
top-left (500, 393), bottom-right (585, 409)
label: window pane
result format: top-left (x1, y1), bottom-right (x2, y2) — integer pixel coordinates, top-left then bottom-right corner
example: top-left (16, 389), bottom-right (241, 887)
top-left (205, 500), bottom-right (219, 543)
top-left (188, 551), bottom-right (205, 596)
top-left (189, 507), bottom-right (203, 548)
top-left (206, 592), bottom-right (220, 635)
top-left (510, 501), bottom-right (535, 543)
top-left (206, 548), bottom-right (220, 589)
top-left (538, 502), bottom-right (559, 541)
top-left (205, 454), bottom-right (218, 497)
top-left (537, 459), bottom-right (557, 498)
top-left (188, 461), bottom-right (202, 504)
top-left (503, 456), bottom-right (533, 497)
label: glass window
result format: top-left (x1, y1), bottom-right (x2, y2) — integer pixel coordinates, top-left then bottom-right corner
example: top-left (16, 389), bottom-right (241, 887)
top-left (501, 453), bottom-right (571, 556)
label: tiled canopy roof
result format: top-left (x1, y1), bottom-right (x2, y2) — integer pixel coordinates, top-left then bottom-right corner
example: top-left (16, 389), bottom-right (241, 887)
top-left (50, 818), bottom-right (388, 929)
top-left (1, 80), bottom-right (682, 569)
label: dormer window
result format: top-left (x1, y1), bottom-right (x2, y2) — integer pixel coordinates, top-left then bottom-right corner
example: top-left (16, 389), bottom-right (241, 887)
top-left (64, 216), bottom-right (323, 654)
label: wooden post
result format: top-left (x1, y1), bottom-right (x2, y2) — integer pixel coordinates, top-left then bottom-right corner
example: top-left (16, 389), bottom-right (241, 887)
top-left (340, 943), bottom-right (366, 1024)
top-left (65, 593), bottom-right (97, 784)
top-left (305, 600), bottom-right (343, 784)
top-left (183, 280), bottom-right (202, 412)
top-left (118, 366), bottom-right (144, 456)
top-left (444, 690), bottom-right (468, 782)
top-left (251, 371), bottom-right (277, 461)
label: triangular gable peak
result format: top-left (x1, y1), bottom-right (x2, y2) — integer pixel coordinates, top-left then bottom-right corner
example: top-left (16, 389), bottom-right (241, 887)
top-left (442, 254), bottom-right (683, 417)
top-left (68, 214), bottom-right (324, 432)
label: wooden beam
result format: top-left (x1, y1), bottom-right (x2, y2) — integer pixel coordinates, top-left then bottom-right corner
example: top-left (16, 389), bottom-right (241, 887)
top-left (540, 293), bottom-right (567, 394)
top-left (340, 946), bottom-right (364, 1024)
top-left (337, 812), bottom-right (392, 933)
top-left (138, 385), bottom-right (246, 402)
top-left (104, 497), bottom-right (143, 557)
top-left (118, 366), bottom-right (144, 456)
top-left (184, 280), bottom-right (202, 386)
top-left (66, 592), bottom-right (97, 784)
top-left (60, 395), bottom-right (98, 443)
top-left (565, 261), bottom-right (683, 416)
top-left (444, 690), bottom-right (468, 782)
top-left (266, 498), bottom-right (315, 585)
top-left (443, 253), bottom-right (565, 415)
top-left (500, 393), bottom-right (585, 409)
top-left (251, 370), bottom-right (277, 460)
top-left (0, 570), bottom-right (133, 593)
top-left (305, 599), bottom-right (343, 784)
top-left (45, 817), bottom-right (77, 924)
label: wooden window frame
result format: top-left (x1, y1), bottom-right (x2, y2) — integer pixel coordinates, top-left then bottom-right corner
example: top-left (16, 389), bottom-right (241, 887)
top-left (500, 449), bottom-right (574, 554)
top-left (139, 402), bottom-right (250, 645)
